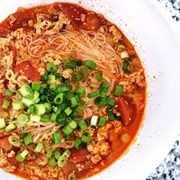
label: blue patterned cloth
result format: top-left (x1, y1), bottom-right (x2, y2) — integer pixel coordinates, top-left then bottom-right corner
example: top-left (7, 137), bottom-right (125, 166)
top-left (157, 0), bottom-right (180, 21)
top-left (147, 1), bottom-right (179, 179)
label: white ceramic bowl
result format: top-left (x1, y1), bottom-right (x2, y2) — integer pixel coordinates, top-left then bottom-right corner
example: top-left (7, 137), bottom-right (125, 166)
top-left (0, 0), bottom-right (179, 180)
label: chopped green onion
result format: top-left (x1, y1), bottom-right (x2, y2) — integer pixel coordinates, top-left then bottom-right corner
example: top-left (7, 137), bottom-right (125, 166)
top-left (98, 116), bottom-right (106, 126)
top-left (8, 135), bottom-right (20, 147)
top-left (54, 93), bottom-right (63, 104)
top-left (63, 149), bottom-right (71, 158)
top-left (57, 154), bottom-right (68, 167)
top-left (43, 103), bottom-right (51, 113)
top-left (107, 109), bottom-right (115, 120)
top-left (74, 138), bottom-right (83, 149)
top-left (78, 66), bottom-right (89, 80)
top-left (1, 112), bottom-right (9, 119)
top-left (107, 109), bottom-right (120, 120)
top-left (16, 149), bottom-right (29, 162)
top-left (12, 101), bottom-right (25, 110)
top-left (63, 59), bottom-right (76, 69)
top-left (64, 107), bottom-right (72, 116)
top-left (95, 97), bottom-right (107, 107)
top-left (34, 104), bottom-right (46, 115)
top-left (122, 60), bottom-right (129, 72)
top-left (34, 142), bottom-right (44, 152)
top-left (81, 133), bottom-right (91, 143)
top-left (19, 85), bottom-right (33, 97)
top-left (0, 118), bottom-right (6, 129)
top-left (88, 90), bottom-right (100, 99)
top-left (85, 60), bottom-right (96, 70)
top-left (16, 114), bottom-right (28, 127)
top-left (46, 94), bottom-right (55, 103)
top-left (49, 157), bottom-right (57, 167)
top-left (47, 75), bottom-right (56, 84)
top-left (68, 120), bottom-right (77, 129)
top-left (62, 125), bottom-right (73, 135)
top-left (100, 81), bottom-right (111, 97)
top-left (120, 50), bottom-right (129, 59)
top-left (76, 86), bottom-right (86, 97)
top-left (5, 89), bottom-right (13, 97)
top-left (49, 84), bottom-right (57, 91)
top-left (40, 95), bottom-right (46, 101)
top-left (31, 82), bottom-right (41, 91)
top-left (95, 71), bottom-right (103, 81)
top-left (54, 150), bottom-right (61, 160)
top-left (114, 85), bottom-right (123, 96)
top-left (28, 105), bottom-right (35, 114)
top-left (30, 114), bottom-right (41, 122)
top-left (41, 114), bottom-right (50, 123)
top-left (21, 98), bottom-right (34, 107)
top-left (2, 99), bottom-right (11, 109)
top-left (23, 134), bottom-right (33, 146)
top-left (107, 97), bottom-right (116, 106)
top-left (46, 149), bottom-right (54, 158)
top-left (57, 150), bottom-right (71, 167)
top-left (90, 115), bottom-right (98, 126)
top-left (118, 44), bottom-right (126, 49)
top-left (39, 87), bottom-right (45, 94)
top-left (78, 120), bottom-right (87, 131)
top-left (68, 172), bottom-right (76, 180)
top-left (41, 73), bottom-right (48, 81)
top-left (56, 113), bottom-right (66, 125)
top-left (50, 113), bottom-right (57, 121)
top-left (5, 123), bottom-right (16, 132)
top-left (52, 132), bottom-right (61, 144)
top-left (46, 62), bottom-right (57, 72)
top-left (20, 132), bottom-right (28, 139)
top-left (70, 97), bottom-right (78, 107)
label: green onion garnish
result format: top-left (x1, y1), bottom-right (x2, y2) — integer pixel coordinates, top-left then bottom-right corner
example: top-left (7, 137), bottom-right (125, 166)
top-left (5, 89), bottom-right (13, 97)
top-left (23, 134), bottom-right (33, 146)
top-left (114, 85), bottom-right (123, 96)
top-left (85, 60), bottom-right (96, 70)
top-left (46, 62), bottom-right (57, 72)
top-left (78, 120), bottom-right (87, 131)
top-left (98, 116), bottom-right (106, 126)
top-left (2, 99), bottom-right (11, 109)
top-left (52, 132), bottom-right (61, 144)
top-left (88, 90), bottom-right (100, 99)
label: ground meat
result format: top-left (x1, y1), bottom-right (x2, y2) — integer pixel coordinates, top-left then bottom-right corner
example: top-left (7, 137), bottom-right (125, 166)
top-left (90, 154), bottom-right (102, 164)
top-left (96, 123), bottom-right (113, 141)
top-left (109, 25), bottom-right (122, 43)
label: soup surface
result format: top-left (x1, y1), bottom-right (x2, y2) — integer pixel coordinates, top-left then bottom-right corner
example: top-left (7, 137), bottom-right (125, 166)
top-left (0, 2), bottom-right (146, 180)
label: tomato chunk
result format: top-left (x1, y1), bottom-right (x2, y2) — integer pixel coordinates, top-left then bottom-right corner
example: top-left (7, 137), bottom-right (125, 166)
top-left (69, 148), bottom-right (89, 163)
top-left (117, 96), bottom-right (136, 126)
top-left (14, 61), bottom-right (40, 81)
top-left (0, 25), bottom-right (10, 37)
top-left (0, 137), bottom-right (12, 151)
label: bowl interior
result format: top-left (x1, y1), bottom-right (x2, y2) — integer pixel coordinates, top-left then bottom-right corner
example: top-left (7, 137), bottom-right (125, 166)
top-left (0, 0), bottom-right (179, 180)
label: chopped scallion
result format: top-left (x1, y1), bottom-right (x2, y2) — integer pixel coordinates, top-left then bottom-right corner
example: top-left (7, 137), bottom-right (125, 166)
top-left (16, 114), bottom-right (28, 127)
top-left (62, 125), bottom-right (73, 135)
top-left (0, 118), bottom-right (6, 129)
top-left (46, 62), bottom-right (57, 72)
top-left (2, 99), bottom-right (11, 109)
top-left (12, 101), bottom-right (25, 110)
top-left (34, 142), bottom-right (44, 152)
top-left (5, 123), bottom-right (16, 132)
top-left (52, 132), bottom-right (61, 144)
top-left (5, 89), bottom-right (13, 97)
top-left (85, 60), bottom-right (96, 70)
top-left (114, 85), bottom-right (123, 96)
top-left (23, 134), bottom-right (33, 146)
top-left (98, 116), bottom-right (106, 126)
top-left (8, 135), bottom-right (20, 147)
